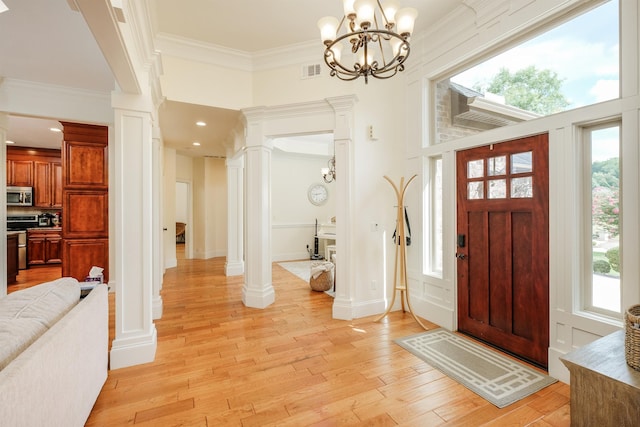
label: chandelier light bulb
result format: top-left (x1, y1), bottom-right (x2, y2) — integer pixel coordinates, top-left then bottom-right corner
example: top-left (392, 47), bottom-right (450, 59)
top-left (318, 16), bottom-right (339, 45)
top-left (395, 7), bottom-right (418, 36)
top-left (329, 44), bottom-right (343, 65)
top-left (357, 48), bottom-right (375, 68)
top-left (382, 0), bottom-right (400, 26)
top-left (354, 0), bottom-right (376, 30)
top-left (342, 0), bottom-right (356, 18)
top-left (390, 37), bottom-right (403, 57)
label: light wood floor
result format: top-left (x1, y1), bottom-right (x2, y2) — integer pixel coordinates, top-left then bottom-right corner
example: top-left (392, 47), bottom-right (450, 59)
top-left (10, 249), bottom-right (570, 426)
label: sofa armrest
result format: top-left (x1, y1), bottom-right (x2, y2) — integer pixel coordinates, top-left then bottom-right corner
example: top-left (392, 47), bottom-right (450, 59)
top-left (0, 284), bottom-right (109, 426)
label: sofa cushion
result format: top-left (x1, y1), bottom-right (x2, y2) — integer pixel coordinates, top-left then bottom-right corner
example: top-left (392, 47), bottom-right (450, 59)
top-left (0, 278), bottom-right (80, 328)
top-left (0, 318), bottom-right (48, 371)
top-left (0, 278), bottom-right (80, 371)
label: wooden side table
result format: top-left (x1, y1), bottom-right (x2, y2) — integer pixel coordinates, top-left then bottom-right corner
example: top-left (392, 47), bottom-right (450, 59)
top-left (561, 330), bottom-right (640, 426)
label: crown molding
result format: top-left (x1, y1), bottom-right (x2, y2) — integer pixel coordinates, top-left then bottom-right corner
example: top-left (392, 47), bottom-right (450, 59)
top-left (156, 33), bottom-right (253, 72)
top-left (156, 33), bottom-right (324, 73)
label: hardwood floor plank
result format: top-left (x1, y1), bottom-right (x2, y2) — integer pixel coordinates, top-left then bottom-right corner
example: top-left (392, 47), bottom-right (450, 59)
top-left (12, 256), bottom-right (570, 425)
top-left (133, 398), bottom-right (195, 424)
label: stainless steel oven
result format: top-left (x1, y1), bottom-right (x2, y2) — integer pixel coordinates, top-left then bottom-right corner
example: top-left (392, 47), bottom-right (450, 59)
top-left (7, 215), bottom-right (38, 269)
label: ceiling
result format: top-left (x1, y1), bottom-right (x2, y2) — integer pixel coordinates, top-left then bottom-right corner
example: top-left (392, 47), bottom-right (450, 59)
top-left (1, 0), bottom-right (463, 156)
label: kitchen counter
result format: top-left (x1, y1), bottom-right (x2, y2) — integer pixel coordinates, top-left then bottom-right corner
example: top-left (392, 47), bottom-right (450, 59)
top-left (27, 227), bottom-right (62, 231)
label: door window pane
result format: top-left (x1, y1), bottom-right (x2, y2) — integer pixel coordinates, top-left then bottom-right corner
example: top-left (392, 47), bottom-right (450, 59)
top-left (488, 156), bottom-right (507, 176)
top-left (511, 151), bottom-right (533, 174)
top-left (488, 179), bottom-right (507, 199)
top-left (468, 159), bottom-right (484, 178)
top-left (511, 177), bottom-right (533, 198)
top-left (468, 182), bottom-right (484, 199)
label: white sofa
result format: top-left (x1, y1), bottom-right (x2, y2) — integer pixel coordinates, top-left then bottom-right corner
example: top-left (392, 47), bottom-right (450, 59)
top-left (0, 278), bottom-right (108, 426)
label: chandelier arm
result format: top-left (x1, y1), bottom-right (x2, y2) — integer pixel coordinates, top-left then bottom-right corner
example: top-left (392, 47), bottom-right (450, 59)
top-left (376, 0), bottom-right (391, 28)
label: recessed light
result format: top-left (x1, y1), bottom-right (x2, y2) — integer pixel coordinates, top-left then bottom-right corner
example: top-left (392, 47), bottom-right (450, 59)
top-left (196, 121), bottom-right (206, 127)
top-left (49, 127), bottom-right (62, 133)
top-left (192, 142), bottom-right (201, 146)
top-left (5, 140), bottom-right (15, 144)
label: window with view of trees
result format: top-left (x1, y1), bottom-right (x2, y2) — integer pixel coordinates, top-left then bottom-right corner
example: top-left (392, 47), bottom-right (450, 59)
top-left (587, 124), bottom-right (620, 314)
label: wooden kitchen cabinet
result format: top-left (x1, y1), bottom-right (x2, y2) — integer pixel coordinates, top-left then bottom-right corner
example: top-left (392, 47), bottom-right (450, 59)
top-left (27, 228), bottom-right (62, 266)
top-left (7, 159), bottom-right (34, 187)
top-left (7, 147), bottom-right (61, 200)
top-left (34, 160), bottom-right (63, 208)
top-left (61, 122), bottom-right (109, 282)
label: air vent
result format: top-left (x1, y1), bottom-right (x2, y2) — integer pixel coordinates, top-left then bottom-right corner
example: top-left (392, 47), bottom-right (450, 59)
top-left (302, 63), bottom-right (322, 79)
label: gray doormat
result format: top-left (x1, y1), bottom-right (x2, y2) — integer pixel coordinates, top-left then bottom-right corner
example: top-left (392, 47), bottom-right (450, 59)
top-left (395, 328), bottom-right (557, 408)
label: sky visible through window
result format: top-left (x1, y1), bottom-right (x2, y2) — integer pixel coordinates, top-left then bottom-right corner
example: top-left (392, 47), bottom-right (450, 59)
top-left (452, 0), bottom-right (619, 112)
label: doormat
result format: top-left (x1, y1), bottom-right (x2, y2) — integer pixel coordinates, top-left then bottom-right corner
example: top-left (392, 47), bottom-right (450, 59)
top-left (395, 328), bottom-right (557, 408)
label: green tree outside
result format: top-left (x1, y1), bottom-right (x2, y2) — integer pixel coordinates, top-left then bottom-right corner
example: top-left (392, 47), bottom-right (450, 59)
top-left (474, 66), bottom-right (570, 115)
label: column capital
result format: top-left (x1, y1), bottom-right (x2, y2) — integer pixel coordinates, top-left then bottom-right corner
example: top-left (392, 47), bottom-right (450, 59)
top-left (111, 90), bottom-right (154, 113)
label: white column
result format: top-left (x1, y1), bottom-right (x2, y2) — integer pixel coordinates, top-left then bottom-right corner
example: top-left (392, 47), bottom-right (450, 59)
top-left (225, 155), bottom-right (244, 276)
top-left (152, 125), bottom-right (163, 319)
top-left (327, 97), bottom-right (357, 320)
top-left (241, 108), bottom-right (275, 308)
top-left (109, 91), bottom-right (157, 369)
top-left (0, 113), bottom-right (8, 297)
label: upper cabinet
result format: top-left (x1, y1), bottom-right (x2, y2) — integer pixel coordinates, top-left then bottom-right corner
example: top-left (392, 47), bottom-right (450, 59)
top-left (7, 159), bottom-right (34, 187)
top-left (7, 147), bottom-right (62, 208)
top-left (34, 160), bottom-right (63, 208)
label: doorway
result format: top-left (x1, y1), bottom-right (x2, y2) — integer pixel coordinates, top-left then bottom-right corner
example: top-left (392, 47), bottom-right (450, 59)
top-left (175, 181), bottom-right (191, 260)
top-left (456, 133), bottom-right (549, 368)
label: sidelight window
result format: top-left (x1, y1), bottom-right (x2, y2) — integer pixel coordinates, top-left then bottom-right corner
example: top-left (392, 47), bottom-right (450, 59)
top-left (584, 122), bottom-right (621, 315)
top-left (426, 157), bottom-right (443, 277)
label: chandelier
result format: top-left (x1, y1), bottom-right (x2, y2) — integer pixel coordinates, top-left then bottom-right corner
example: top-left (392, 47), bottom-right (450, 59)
top-left (322, 156), bottom-right (336, 183)
top-left (317, 0), bottom-right (418, 84)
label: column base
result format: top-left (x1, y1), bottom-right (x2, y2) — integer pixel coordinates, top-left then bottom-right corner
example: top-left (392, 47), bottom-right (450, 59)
top-left (225, 260), bottom-right (244, 276)
top-left (332, 296), bottom-right (354, 320)
top-left (109, 326), bottom-right (157, 369)
top-left (242, 283), bottom-right (275, 309)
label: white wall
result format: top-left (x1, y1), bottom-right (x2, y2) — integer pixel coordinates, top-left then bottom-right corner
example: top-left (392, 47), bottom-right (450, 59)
top-left (175, 182), bottom-right (188, 224)
top-left (271, 150), bottom-right (336, 261)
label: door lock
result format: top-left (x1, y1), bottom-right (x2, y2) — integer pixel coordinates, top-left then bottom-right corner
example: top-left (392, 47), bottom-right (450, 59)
top-left (455, 253), bottom-right (466, 260)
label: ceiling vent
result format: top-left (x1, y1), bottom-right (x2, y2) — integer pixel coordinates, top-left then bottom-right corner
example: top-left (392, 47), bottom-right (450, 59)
top-left (302, 63), bottom-right (322, 79)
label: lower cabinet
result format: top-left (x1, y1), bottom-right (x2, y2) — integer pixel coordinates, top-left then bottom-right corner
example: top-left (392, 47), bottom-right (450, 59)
top-left (27, 228), bottom-right (62, 266)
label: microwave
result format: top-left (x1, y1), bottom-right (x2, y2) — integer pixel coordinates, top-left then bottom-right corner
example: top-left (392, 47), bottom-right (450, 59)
top-left (7, 186), bottom-right (33, 207)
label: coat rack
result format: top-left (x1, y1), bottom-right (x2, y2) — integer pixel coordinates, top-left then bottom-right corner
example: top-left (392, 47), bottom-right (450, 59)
top-left (375, 175), bottom-right (429, 330)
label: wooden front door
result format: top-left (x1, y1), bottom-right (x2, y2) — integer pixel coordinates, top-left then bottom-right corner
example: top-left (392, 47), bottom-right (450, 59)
top-left (456, 134), bottom-right (549, 368)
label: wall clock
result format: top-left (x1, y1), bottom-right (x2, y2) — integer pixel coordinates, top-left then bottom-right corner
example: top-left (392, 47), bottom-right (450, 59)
top-left (308, 183), bottom-right (328, 206)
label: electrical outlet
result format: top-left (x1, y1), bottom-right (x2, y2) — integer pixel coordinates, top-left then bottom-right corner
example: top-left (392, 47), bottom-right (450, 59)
top-left (371, 279), bottom-right (377, 290)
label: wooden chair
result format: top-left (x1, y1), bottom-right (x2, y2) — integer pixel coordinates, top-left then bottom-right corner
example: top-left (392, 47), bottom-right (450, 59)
top-left (176, 222), bottom-right (186, 243)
